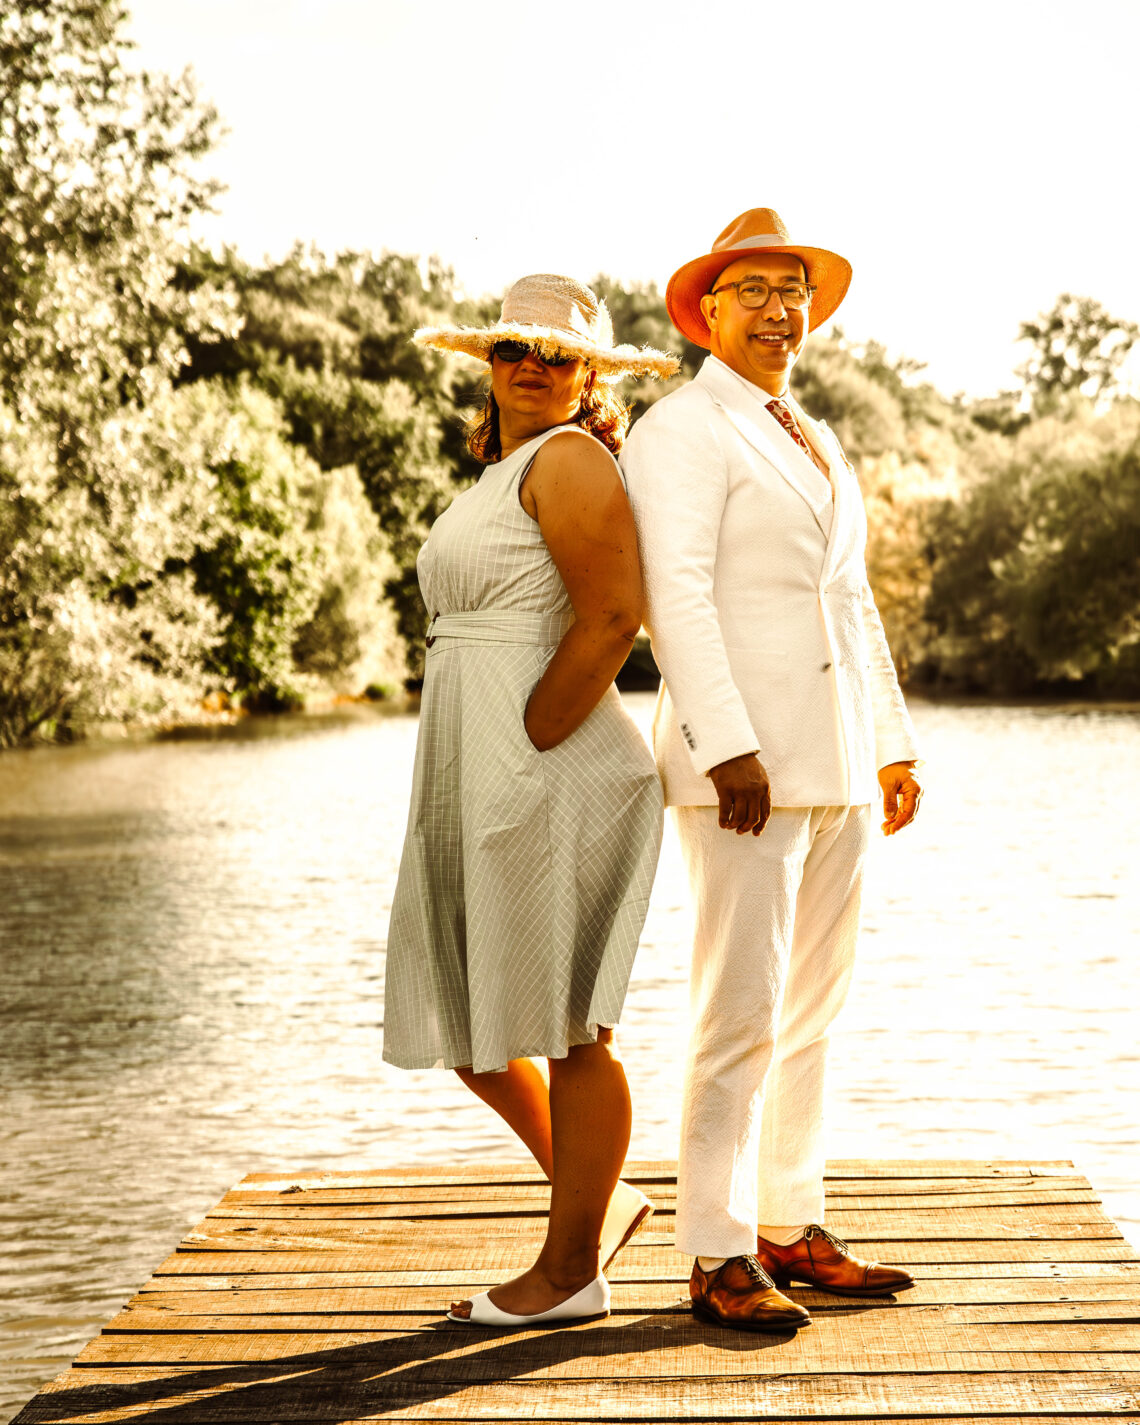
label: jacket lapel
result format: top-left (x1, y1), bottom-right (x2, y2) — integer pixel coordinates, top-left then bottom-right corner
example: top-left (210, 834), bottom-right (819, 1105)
top-left (790, 398), bottom-right (861, 588)
top-left (697, 361), bottom-right (831, 535)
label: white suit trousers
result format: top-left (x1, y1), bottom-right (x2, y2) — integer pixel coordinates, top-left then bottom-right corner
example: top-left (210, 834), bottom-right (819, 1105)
top-left (673, 803), bottom-right (871, 1258)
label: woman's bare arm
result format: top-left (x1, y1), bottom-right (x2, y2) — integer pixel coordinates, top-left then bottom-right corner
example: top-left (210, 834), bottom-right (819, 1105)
top-left (520, 432), bottom-right (643, 751)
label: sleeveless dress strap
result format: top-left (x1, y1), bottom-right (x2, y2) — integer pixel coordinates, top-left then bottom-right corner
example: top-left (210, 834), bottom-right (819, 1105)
top-left (509, 425), bottom-right (607, 491)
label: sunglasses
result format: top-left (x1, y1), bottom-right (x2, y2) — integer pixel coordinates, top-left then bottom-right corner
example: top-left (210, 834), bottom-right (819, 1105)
top-left (491, 340), bottom-right (574, 367)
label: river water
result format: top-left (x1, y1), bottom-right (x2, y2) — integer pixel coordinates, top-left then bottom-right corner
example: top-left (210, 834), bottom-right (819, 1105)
top-left (1, 694), bottom-right (1138, 1420)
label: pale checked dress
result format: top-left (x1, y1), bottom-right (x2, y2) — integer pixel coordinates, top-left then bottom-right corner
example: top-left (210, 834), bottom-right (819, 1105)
top-left (382, 425), bottom-right (663, 1075)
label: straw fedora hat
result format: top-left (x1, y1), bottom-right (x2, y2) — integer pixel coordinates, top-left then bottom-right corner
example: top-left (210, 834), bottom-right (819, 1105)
top-left (413, 273), bottom-right (679, 382)
top-left (666, 209), bottom-right (852, 348)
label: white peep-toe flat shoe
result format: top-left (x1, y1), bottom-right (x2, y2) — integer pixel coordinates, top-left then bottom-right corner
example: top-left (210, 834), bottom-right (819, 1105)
top-left (447, 1274), bottom-right (609, 1327)
top-left (601, 1180), bottom-right (655, 1271)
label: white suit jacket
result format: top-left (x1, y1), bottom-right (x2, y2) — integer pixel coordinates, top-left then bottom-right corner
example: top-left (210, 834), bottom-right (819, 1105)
top-left (620, 356), bottom-right (919, 809)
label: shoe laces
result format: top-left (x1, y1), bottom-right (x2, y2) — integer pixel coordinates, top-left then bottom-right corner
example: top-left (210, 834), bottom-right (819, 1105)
top-left (804, 1223), bottom-right (849, 1254)
top-left (738, 1253), bottom-right (776, 1286)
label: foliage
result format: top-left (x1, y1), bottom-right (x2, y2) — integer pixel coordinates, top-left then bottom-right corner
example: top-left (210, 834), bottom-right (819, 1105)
top-left (258, 362), bottom-right (455, 669)
top-left (291, 461), bottom-right (405, 695)
top-left (0, 0), bottom-right (236, 744)
top-left (921, 403), bottom-right (1140, 693)
top-left (162, 381), bottom-right (325, 705)
top-left (178, 247), bottom-right (480, 675)
top-left (0, 389), bottom-right (222, 746)
top-left (1017, 294), bottom-right (1139, 413)
top-left (0, 0), bottom-right (231, 417)
top-left (4, 0), bottom-right (1140, 742)
top-left (858, 452), bottom-right (957, 679)
top-left (966, 391), bottom-right (1030, 437)
top-left (794, 335), bottom-right (910, 458)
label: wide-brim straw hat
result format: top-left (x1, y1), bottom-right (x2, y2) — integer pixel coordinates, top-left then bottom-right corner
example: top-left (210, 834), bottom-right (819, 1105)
top-left (413, 273), bottom-right (679, 382)
top-left (666, 208), bottom-right (852, 348)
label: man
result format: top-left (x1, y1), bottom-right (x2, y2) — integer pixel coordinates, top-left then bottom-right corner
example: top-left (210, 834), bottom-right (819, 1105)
top-left (621, 209), bottom-right (922, 1333)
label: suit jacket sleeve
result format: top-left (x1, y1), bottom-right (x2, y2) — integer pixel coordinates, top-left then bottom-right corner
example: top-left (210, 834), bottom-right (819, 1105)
top-left (861, 580), bottom-right (921, 772)
top-left (809, 410), bottom-right (922, 778)
top-left (621, 403), bottom-right (761, 777)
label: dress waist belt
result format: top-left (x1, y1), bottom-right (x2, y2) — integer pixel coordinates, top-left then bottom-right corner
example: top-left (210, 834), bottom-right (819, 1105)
top-left (426, 609), bottom-right (575, 647)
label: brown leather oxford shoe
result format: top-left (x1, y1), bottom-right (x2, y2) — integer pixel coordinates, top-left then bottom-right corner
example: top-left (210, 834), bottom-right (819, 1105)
top-left (689, 1254), bottom-right (812, 1332)
top-left (755, 1224), bottom-right (915, 1297)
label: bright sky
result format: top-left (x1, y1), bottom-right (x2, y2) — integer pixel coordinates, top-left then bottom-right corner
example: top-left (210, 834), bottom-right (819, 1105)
top-left (125, 0), bottom-right (1139, 399)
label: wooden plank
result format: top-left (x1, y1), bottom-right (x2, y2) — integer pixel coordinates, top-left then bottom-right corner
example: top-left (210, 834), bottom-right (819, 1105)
top-left (73, 1327), bottom-right (1140, 1372)
top-left (195, 1203), bottom-right (1123, 1229)
top-left (827, 1174), bottom-right (1096, 1196)
top-left (180, 1204), bottom-right (1128, 1248)
top-left (823, 1159), bottom-right (1080, 1178)
top-left (220, 1174), bottom-right (1099, 1202)
top-left (207, 1201), bottom-right (564, 1221)
top-left (142, 1260), bottom-right (1140, 1292)
top-left (173, 1214), bottom-right (1128, 1259)
top-left (106, 1303), bottom-right (1140, 1337)
top-left (207, 1189), bottom-right (1108, 1220)
top-left (819, 1180), bottom-right (1101, 1203)
top-left (215, 1183), bottom-right (1103, 1213)
top-left (13, 1367), bottom-right (1140, 1421)
top-left (236, 1164), bottom-right (670, 1190)
top-left (110, 1291), bottom-right (1140, 1324)
top-left (208, 1203), bottom-right (1119, 1228)
top-left (71, 1288), bottom-right (1140, 1355)
top-left (152, 1240), bottom-right (1140, 1280)
top-left (235, 1158), bottom-right (1078, 1189)
top-left (15, 1408), bottom-right (1140, 1425)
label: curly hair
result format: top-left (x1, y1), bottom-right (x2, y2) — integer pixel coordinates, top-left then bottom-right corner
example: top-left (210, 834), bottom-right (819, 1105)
top-left (465, 375), bottom-right (630, 463)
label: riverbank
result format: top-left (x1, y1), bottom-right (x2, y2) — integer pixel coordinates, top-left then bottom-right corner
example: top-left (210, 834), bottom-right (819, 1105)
top-left (5, 686), bottom-right (416, 751)
top-left (8, 675), bottom-right (1140, 755)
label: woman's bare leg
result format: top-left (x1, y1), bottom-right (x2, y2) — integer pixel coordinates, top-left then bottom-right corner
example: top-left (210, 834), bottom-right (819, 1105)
top-left (541, 1030), bottom-right (632, 1281)
top-left (454, 1058), bottom-right (554, 1180)
top-left (451, 1031), bottom-right (632, 1319)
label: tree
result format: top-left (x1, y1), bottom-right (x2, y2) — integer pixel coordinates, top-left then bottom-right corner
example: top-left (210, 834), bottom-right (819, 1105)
top-left (1017, 294), bottom-right (1138, 412)
top-left (0, 0), bottom-right (236, 741)
top-left (177, 247), bottom-right (488, 677)
top-left (0, 1), bottom-right (229, 415)
top-left (793, 334), bottom-right (908, 458)
top-left (256, 362), bottom-right (458, 673)
top-left (921, 403), bottom-right (1140, 694)
top-left (290, 462), bottom-right (404, 694)
top-left (996, 411), bottom-right (1140, 684)
top-left (169, 382), bottom-right (326, 706)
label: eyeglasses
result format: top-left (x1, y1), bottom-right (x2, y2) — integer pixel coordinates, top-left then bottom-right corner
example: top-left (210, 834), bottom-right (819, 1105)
top-left (710, 279), bottom-right (815, 310)
top-left (491, 340), bottom-right (574, 367)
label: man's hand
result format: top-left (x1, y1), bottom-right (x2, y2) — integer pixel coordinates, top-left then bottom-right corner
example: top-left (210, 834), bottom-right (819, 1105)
top-left (879, 761), bottom-right (922, 836)
top-left (707, 753), bottom-right (772, 835)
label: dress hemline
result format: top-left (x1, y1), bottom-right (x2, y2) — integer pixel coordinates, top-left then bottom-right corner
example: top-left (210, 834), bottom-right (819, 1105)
top-left (382, 1020), bottom-right (620, 1076)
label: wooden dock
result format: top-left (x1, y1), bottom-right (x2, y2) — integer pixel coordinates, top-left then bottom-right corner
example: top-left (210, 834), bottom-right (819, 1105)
top-left (13, 1159), bottom-right (1140, 1422)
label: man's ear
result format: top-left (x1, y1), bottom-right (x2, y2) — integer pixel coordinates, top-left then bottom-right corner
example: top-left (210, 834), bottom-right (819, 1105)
top-left (699, 291), bottom-right (718, 335)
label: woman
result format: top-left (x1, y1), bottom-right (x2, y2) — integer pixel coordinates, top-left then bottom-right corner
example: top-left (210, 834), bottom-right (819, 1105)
top-left (383, 274), bottom-right (678, 1327)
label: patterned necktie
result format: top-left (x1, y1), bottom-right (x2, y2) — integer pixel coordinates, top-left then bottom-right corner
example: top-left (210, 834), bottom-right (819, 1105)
top-left (766, 396), bottom-right (815, 460)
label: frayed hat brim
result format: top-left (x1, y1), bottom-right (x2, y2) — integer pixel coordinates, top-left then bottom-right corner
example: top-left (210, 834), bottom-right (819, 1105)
top-left (413, 321), bottom-right (680, 382)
